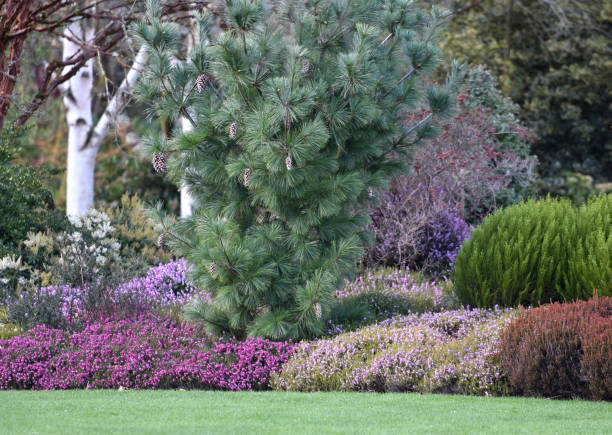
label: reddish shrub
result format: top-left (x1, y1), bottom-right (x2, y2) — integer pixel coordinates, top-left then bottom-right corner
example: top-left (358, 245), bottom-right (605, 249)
top-left (363, 90), bottom-right (535, 271)
top-left (499, 297), bottom-right (611, 400)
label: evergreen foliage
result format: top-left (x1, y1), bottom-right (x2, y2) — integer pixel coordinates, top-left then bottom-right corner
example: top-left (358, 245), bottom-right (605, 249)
top-left (436, 0), bottom-right (612, 193)
top-left (0, 127), bottom-right (65, 258)
top-left (454, 196), bottom-right (612, 308)
top-left (135, 0), bottom-right (460, 339)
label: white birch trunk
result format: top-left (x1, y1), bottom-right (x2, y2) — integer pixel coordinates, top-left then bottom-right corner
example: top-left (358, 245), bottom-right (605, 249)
top-left (63, 22), bottom-right (95, 217)
top-left (63, 26), bottom-right (147, 216)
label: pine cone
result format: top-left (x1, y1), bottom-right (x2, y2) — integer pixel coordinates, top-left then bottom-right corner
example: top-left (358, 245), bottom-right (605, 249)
top-left (256, 209), bottom-right (265, 224)
top-left (195, 73), bottom-right (212, 93)
top-left (244, 167), bottom-right (251, 187)
top-left (157, 232), bottom-right (167, 249)
top-left (301, 60), bottom-right (310, 75)
top-left (229, 121), bottom-right (237, 140)
top-left (314, 302), bottom-right (322, 319)
top-left (152, 152), bottom-right (168, 174)
top-left (285, 155), bottom-right (292, 171)
top-left (209, 261), bottom-right (216, 276)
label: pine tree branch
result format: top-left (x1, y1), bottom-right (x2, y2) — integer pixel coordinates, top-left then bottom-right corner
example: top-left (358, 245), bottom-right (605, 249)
top-left (379, 67), bottom-right (415, 100)
top-left (405, 112), bottom-right (432, 136)
top-left (217, 234), bottom-right (239, 276)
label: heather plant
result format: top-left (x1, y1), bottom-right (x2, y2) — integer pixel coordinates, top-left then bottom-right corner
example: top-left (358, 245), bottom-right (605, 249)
top-left (0, 314), bottom-right (295, 390)
top-left (499, 297), bottom-right (611, 401)
top-left (137, 0), bottom-right (461, 339)
top-left (271, 307), bottom-right (514, 395)
top-left (329, 268), bottom-right (457, 334)
top-left (8, 260), bottom-right (203, 331)
top-left (414, 209), bottom-right (471, 275)
top-left (454, 195), bottom-right (612, 308)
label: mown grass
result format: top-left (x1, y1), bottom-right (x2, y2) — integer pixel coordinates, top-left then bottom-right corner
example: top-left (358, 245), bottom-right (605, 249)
top-left (1, 391), bottom-right (610, 434)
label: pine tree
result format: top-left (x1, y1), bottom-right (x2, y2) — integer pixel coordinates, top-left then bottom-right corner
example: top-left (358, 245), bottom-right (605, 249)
top-left (135, 0), bottom-right (461, 340)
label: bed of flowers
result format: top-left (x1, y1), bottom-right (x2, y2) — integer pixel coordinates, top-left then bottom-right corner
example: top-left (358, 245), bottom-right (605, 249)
top-left (0, 207), bottom-right (609, 398)
top-left (0, 314), bottom-right (294, 390)
top-left (337, 268), bottom-right (456, 312)
top-left (272, 307), bottom-right (514, 395)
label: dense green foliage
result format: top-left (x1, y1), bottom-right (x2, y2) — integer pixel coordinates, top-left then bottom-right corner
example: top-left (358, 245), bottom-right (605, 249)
top-left (137, 0), bottom-right (460, 339)
top-left (454, 196), bottom-right (612, 308)
top-left (0, 127), bottom-right (65, 258)
top-left (438, 0), bottom-right (612, 194)
top-left (101, 194), bottom-right (171, 266)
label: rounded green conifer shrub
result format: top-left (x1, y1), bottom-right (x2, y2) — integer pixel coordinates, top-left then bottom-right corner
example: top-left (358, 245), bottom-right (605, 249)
top-left (453, 195), bottom-right (612, 308)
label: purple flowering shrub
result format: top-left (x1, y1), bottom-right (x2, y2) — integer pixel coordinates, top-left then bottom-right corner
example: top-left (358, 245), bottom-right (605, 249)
top-left (11, 259), bottom-right (208, 330)
top-left (0, 314), bottom-right (294, 390)
top-left (364, 190), bottom-right (472, 276)
top-left (113, 258), bottom-right (207, 309)
top-left (415, 210), bottom-right (472, 275)
top-left (337, 268), bottom-right (452, 308)
top-left (272, 308), bottom-right (514, 395)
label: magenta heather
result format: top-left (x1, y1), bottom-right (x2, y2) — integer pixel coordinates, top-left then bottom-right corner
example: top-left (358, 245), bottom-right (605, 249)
top-left (0, 315), bottom-right (294, 390)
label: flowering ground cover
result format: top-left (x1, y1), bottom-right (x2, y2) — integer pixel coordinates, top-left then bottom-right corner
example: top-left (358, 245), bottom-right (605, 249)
top-left (0, 315), bottom-right (293, 390)
top-left (328, 268), bottom-right (458, 334)
top-left (274, 308), bottom-right (514, 395)
top-left (0, 390), bottom-right (610, 434)
top-left (337, 268), bottom-right (456, 312)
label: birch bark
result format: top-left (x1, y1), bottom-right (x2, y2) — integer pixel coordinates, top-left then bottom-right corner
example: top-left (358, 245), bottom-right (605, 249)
top-left (63, 22), bottom-right (95, 216)
top-left (63, 21), bottom-right (147, 216)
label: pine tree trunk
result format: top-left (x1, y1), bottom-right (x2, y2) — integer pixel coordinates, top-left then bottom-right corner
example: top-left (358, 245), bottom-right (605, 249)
top-left (180, 25), bottom-right (198, 217)
top-left (63, 22), bottom-right (95, 216)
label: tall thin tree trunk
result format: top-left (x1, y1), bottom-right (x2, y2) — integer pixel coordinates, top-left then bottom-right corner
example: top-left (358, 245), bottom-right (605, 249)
top-left (63, 27), bottom-right (147, 216)
top-left (180, 26), bottom-right (198, 217)
top-left (0, 0), bottom-right (33, 130)
top-left (63, 22), bottom-right (95, 216)
top-left (180, 115), bottom-right (195, 217)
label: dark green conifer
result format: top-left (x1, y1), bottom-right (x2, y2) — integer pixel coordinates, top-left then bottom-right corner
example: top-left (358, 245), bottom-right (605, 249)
top-left (135, 0), bottom-right (460, 339)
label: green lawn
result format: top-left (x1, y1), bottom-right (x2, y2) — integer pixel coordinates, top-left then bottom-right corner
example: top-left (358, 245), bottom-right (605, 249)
top-left (0, 391), bottom-right (610, 434)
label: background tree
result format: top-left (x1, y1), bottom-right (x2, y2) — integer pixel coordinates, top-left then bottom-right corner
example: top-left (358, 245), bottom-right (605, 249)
top-left (431, 0), bottom-right (612, 196)
top-left (0, 0), bottom-right (214, 215)
top-left (138, 0), bottom-right (460, 339)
